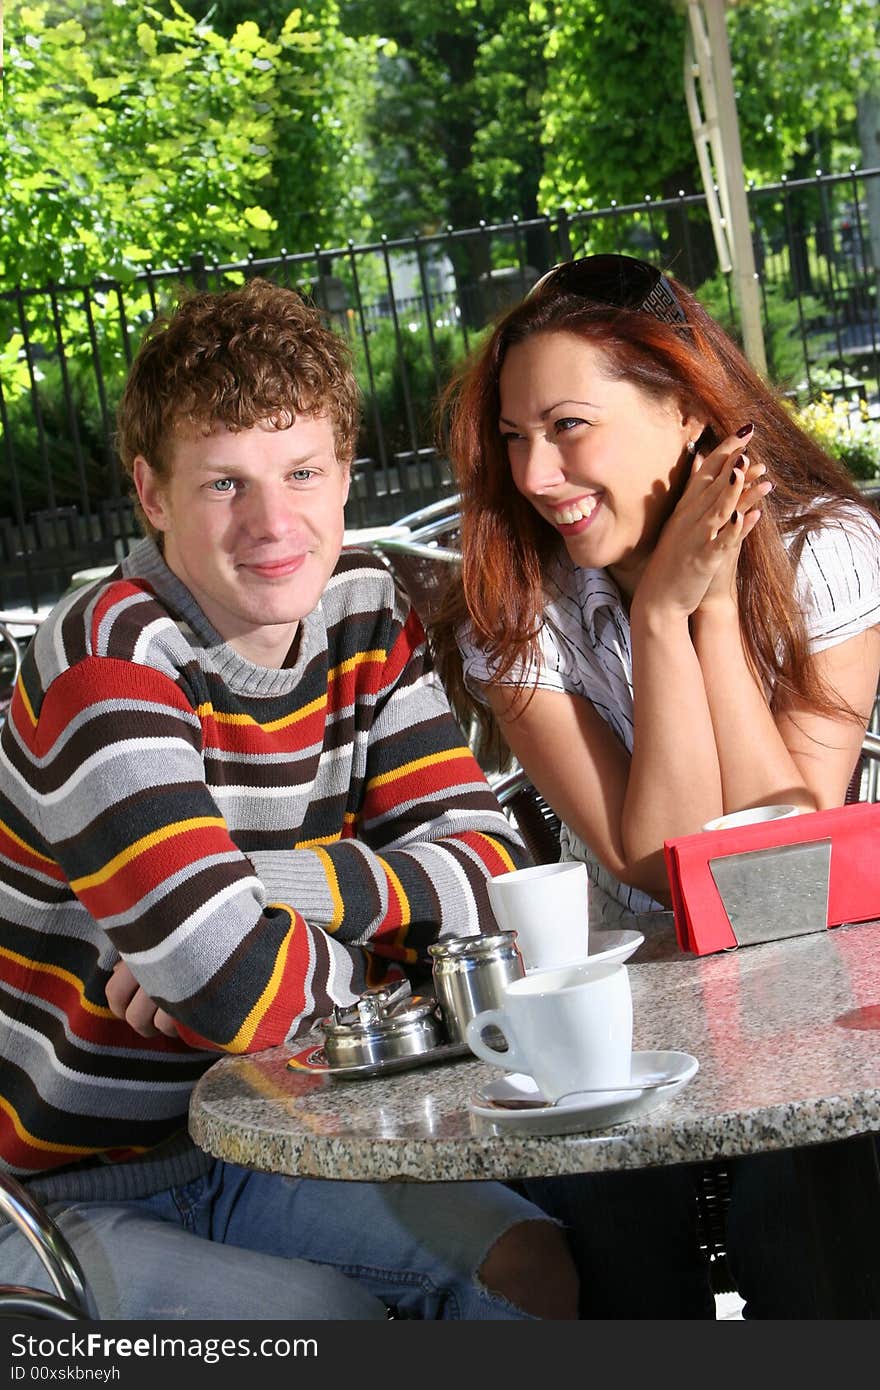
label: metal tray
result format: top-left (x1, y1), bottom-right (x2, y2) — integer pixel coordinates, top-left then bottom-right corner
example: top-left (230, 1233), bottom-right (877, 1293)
top-left (287, 1038), bottom-right (472, 1081)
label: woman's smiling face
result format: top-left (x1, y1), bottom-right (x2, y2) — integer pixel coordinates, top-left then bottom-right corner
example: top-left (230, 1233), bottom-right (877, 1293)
top-left (499, 330), bottom-right (702, 595)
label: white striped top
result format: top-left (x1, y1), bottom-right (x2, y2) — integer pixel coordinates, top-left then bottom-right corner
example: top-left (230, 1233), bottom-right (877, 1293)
top-left (459, 502), bottom-right (880, 922)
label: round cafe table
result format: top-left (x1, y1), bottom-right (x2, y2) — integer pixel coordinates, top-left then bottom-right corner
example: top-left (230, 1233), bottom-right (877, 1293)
top-left (189, 918), bottom-right (880, 1183)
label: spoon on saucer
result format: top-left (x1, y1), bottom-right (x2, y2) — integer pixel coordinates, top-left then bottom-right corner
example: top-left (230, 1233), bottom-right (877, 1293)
top-left (478, 1074), bottom-right (678, 1111)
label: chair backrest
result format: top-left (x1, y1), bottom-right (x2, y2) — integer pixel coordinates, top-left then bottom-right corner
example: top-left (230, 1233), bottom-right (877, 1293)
top-left (367, 536), bottom-right (461, 627)
top-left (491, 768), bottom-right (563, 866)
top-left (845, 694), bottom-right (880, 804)
top-left (0, 622), bottom-right (23, 721)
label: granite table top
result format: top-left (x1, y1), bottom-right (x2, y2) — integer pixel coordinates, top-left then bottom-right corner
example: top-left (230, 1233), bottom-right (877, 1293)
top-left (188, 918), bottom-right (880, 1182)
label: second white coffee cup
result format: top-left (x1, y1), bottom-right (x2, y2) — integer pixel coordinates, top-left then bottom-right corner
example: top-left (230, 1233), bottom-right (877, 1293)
top-left (702, 803), bottom-right (801, 833)
top-left (486, 861), bottom-right (589, 972)
top-left (465, 959), bottom-right (633, 1100)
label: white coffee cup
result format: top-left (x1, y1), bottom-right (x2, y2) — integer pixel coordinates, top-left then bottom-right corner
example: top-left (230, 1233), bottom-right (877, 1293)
top-left (465, 959), bottom-right (633, 1100)
top-left (486, 861), bottom-right (589, 972)
top-left (702, 804), bottom-right (802, 833)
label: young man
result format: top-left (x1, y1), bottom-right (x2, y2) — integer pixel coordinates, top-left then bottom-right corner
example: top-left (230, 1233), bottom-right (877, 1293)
top-left (0, 279), bottom-right (577, 1320)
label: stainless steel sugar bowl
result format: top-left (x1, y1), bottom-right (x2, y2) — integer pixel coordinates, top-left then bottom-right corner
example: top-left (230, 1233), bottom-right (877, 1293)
top-left (428, 932), bottom-right (525, 1045)
top-left (320, 980), bottom-right (443, 1070)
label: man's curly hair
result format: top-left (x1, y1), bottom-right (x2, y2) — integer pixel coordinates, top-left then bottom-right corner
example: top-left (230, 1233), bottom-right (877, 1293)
top-left (117, 277), bottom-right (360, 537)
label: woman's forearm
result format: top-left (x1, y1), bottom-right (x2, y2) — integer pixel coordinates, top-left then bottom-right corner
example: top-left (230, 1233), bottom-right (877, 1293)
top-left (691, 603), bottom-right (815, 810)
top-left (625, 603), bottom-right (723, 874)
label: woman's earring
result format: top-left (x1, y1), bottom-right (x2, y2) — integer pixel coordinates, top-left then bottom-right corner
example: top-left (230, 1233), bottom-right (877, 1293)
top-left (685, 439), bottom-right (697, 455)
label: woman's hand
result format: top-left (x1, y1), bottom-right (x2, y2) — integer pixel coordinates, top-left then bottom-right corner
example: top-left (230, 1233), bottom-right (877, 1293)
top-left (633, 425), bottom-right (771, 620)
top-left (698, 449), bottom-right (772, 612)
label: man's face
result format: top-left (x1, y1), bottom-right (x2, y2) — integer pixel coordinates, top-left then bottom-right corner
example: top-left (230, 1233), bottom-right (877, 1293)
top-left (134, 416), bottom-right (350, 667)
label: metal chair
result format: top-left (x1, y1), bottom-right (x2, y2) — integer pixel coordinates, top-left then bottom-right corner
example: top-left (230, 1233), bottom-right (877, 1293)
top-left (367, 499), bottom-right (462, 628)
top-left (490, 768), bottom-right (563, 867)
top-left (0, 622), bottom-right (22, 720)
top-left (0, 1172), bottom-right (96, 1319)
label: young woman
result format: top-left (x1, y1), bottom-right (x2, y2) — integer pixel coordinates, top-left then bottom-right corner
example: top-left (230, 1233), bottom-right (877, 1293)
top-left (432, 253), bottom-right (880, 1318)
top-left (434, 253), bottom-right (880, 924)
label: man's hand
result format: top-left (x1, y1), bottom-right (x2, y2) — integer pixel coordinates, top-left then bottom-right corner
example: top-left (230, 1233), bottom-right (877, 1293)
top-left (106, 960), bottom-right (181, 1039)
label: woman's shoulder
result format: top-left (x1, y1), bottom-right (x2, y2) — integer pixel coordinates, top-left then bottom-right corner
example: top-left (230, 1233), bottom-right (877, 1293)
top-left (789, 498), bottom-right (880, 577)
top-left (787, 497), bottom-right (880, 645)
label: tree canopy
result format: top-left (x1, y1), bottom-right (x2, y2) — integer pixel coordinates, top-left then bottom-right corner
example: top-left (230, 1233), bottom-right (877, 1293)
top-left (2, 0), bottom-right (374, 287)
top-left (2, 0), bottom-right (877, 289)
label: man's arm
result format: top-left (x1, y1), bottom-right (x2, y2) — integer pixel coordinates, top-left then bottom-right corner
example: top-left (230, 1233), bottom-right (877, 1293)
top-left (11, 608), bottom-right (523, 1052)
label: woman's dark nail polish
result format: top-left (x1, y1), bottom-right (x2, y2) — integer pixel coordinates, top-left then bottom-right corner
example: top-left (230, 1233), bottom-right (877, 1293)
top-left (731, 509), bottom-right (739, 525)
top-left (729, 470), bottom-right (737, 485)
top-left (736, 421), bottom-right (754, 438)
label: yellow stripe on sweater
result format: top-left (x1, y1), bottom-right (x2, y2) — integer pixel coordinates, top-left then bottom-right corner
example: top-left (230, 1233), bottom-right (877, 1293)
top-left (312, 847), bottom-right (345, 932)
top-left (15, 677), bottom-right (37, 728)
top-left (0, 816), bottom-right (57, 867)
top-left (0, 946), bottom-right (115, 1018)
top-left (193, 652), bottom-right (386, 733)
top-left (0, 1094), bottom-right (96, 1157)
top-left (70, 817), bottom-right (226, 892)
top-left (367, 747), bottom-right (465, 790)
top-left (482, 834), bottom-right (518, 873)
top-left (224, 914), bottom-right (296, 1052)
top-left (381, 859), bottom-right (411, 939)
top-left (195, 696), bottom-right (326, 732)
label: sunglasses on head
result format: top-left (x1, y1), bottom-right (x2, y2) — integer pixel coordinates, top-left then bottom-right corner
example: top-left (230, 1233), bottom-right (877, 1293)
top-left (528, 253), bottom-right (688, 328)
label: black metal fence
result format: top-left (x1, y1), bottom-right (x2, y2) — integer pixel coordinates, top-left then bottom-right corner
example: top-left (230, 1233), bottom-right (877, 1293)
top-left (2, 166), bottom-right (879, 609)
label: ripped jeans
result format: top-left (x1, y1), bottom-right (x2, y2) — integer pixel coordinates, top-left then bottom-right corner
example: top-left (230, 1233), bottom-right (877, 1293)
top-left (0, 1160), bottom-right (550, 1320)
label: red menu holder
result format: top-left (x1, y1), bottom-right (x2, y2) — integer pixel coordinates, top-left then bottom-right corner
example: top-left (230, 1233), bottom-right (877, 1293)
top-left (663, 802), bottom-right (880, 954)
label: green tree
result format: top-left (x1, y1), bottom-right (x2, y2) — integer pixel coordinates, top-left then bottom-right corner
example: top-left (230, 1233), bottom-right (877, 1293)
top-left (538, 0), bottom-right (879, 211)
top-left (2, 0), bottom-right (284, 287)
top-left (730, 0), bottom-right (879, 179)
top-left (338, 1), bottom-right (552, 287)
top-left (2, 0), bottom-right (377, 289)
top-left (206, 0), bottom-right (380, 251)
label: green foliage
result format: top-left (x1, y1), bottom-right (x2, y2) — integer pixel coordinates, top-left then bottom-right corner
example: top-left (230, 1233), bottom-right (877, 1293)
top-left (538, 0), bottom-right (879, 214)
top-left (540, 1), bottom-right (690, 211)
top-left (209, 1), bottom-right (379, 249)
top-left (694, 269), bottom-right (825, 389)
top-left (2, 0), bottom-right (374, 290)
top-left (3, 0), bottom-right (280, 287)
top-left (730, 0), bottom-right (880, 179)
top-left (795, 393), bottom-right (880, 481)
top-left (351, 317), bottom-right (469, 461)
top-left (338, 1), bottom-right (549, 237)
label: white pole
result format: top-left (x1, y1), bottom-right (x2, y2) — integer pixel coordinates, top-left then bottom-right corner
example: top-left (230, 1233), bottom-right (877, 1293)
top-left (701, 0), bottom-right (767, 376)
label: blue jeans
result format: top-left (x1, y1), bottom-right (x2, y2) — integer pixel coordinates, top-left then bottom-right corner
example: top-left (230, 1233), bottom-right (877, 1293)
top-left (0, 1161), bottom-right (549, 1320)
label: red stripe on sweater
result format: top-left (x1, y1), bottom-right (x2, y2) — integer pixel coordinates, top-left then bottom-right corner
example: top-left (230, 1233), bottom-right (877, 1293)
top-left (0, 954), bottom-right (190, 1053)
top-left (88, 579), bottom-right (154, 645)
top-left (381, 611), bottom-right (424, 690)
top-left (454, 830), bottom-right (517, 877)
top-left (199, 704), bottom-right (327, 755)
top-left (0, 1115), bottom-right (94, 1172)
top-left (363, 751), bottom-right (479, 819)
top-left (76, 823), bottom-right (234, 919)
top-left (30, 659), bottom-right (195, 757)
top-left (0, 823), bottom-right (66, 880)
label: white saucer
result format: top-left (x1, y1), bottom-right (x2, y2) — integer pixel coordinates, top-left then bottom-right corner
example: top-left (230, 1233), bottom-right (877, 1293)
top-left (524, 928), bottom-right (644, 976)
top-left (586, 928), bottom-right (644, 968)
top-left (468, 1051), bottom-right (698, 1136)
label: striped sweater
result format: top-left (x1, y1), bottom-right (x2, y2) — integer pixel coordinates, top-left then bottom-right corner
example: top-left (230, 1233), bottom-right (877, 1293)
top-left (0, 539), bottom-right (524, 1190)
